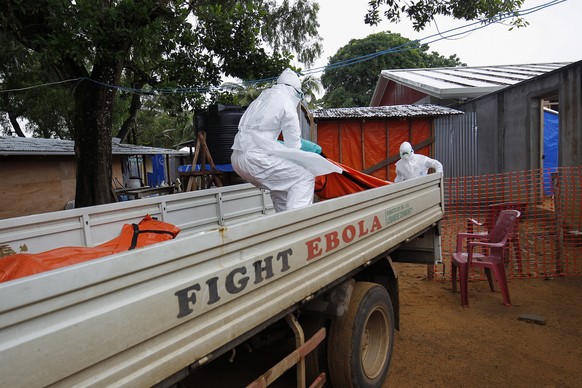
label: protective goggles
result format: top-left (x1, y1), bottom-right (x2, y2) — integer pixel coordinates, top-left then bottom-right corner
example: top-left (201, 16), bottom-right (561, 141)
top-left (284, 84), bottom-right (304, 100)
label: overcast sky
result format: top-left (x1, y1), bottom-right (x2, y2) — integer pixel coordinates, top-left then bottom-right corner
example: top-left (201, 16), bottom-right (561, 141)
top-left (308, 0), bottom-right (581, 73)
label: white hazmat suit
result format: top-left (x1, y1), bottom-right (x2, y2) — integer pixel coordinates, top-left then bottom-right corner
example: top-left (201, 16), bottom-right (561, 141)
top-left (231, 69), bottom-right (341, 212)
top-left (394, 141), bottom-right (443, 182)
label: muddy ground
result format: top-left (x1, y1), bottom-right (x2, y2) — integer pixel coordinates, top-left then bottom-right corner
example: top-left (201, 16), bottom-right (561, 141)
top-left (387, 263), bottom-right (582, 387)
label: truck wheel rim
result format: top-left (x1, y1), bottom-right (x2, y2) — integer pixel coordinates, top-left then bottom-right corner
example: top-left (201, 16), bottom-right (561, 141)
top-left (361, 306), bottom-right (390, 379)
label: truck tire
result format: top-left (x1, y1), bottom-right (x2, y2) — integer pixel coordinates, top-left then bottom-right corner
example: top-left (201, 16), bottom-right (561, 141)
top-left (327, 281), bottom-right (394, 388)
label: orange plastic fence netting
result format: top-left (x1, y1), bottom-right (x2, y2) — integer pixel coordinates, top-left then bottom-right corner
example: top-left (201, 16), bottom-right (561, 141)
top-left (435, 167), bottom-right (582, 281)
top-left (0, 215), bottom-right (180, 283)
top-left (315, 159), bottom-right (392, 200)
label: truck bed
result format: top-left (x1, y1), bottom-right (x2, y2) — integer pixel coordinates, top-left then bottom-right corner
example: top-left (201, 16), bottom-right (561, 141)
top-left (0, 175), bottom-right (443, 387)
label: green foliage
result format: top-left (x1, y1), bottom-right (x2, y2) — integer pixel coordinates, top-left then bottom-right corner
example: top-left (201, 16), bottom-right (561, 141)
top-left (366, 0), bottom-right (527, 31)
top-left (133, 98), bottom-right (193, 149)
top-left (219, 81), bottom-right (269, 107)
top-left (321, 32), bottom-right (464, 108)
top-left (300, 75), bottom-right (323, 110)
top-left (261, 0), bottom-right (322, 65)
top-left (0, 0), bottom-right (323, 142)
top-left (0, 31), bottom-right (73, 138)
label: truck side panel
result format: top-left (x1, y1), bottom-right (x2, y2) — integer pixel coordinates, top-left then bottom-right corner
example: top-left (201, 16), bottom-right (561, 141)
top-left (0, 184), bottom-right (271, 254)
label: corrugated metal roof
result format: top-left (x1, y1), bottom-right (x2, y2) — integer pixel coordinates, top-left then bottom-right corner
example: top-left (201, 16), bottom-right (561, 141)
top-left (313, 104), bottom-right (463, 120)
top-left (371, 62), bottom-right (572, 103)
top-left (0, 136), bottom-right (187, 156)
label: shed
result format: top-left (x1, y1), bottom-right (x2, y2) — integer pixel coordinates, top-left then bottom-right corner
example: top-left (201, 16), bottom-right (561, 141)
top-left (312, 105), bottom-right (463, 181)
top-left (0, 136), bottom-right (187, 219)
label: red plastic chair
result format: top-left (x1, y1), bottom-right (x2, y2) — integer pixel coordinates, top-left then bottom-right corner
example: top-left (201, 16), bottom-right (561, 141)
top-left (467, 202), bottom-right (526, 272)
top-left (452, 209), bottom-right (521, 307)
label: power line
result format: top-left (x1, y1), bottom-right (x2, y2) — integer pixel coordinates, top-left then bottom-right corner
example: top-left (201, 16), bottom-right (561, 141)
top-left (0, 78), bottom-right (86, 93)
top-left (0, 0), bottom-right (566, 95)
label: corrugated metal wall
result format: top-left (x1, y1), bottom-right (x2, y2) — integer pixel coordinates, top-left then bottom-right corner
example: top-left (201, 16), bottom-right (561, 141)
top-left (434, 112), bottom-right (478, 178)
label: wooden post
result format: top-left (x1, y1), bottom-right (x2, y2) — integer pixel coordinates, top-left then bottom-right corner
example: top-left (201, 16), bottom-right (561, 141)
top-left (552, 172), bottom-right (564, 275)
top-left (181, 131), bottom-right (223, 191)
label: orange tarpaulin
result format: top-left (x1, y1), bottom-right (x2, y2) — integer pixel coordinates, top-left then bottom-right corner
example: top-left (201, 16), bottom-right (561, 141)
top-left (315, 159), bottom-right (392, 200)
top-left (316, 117), bottom-right (433, 181)
top-left (0, 215), bottom-right (180, 283)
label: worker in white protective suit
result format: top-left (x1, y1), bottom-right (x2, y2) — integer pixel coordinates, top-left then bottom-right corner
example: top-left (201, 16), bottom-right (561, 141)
top-left (394, 141), bottom-right (443, 182)
top-left (231, 69), bottom-right (342, 212)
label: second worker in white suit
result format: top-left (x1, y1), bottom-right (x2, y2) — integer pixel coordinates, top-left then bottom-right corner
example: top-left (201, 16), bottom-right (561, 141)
top-left (394, 141), bottom-right (443, 182)
top-left (231, 69), bottom-right (341, 212)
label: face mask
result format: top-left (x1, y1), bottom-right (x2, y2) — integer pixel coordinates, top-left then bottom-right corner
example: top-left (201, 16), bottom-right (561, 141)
top-left (283, 83), bottom-right (304, 101)
top-left (401, 151), bottom-right (411, 160)
top-left (294, 88), bottom-right (304, 101)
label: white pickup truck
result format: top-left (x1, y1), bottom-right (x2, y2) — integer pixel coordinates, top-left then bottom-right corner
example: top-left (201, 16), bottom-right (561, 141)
top-left (0, 174), bottom-right (443, 388)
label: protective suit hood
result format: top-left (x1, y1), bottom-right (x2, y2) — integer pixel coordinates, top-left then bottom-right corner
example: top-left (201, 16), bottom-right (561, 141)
top-left (400, 141), bottom-right (413, 160)
top-left (277, 68), bottom-right (301, 91)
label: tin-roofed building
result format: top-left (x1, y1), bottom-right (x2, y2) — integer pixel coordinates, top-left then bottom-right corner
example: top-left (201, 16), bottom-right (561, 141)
top-left (370, 61), bottom-right (582, 177)
top-left (0, 136), bottom-right (187, 218)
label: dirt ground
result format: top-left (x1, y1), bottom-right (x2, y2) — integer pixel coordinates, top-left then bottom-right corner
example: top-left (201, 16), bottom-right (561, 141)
top-left (387, 263), bottom-right (582, 388)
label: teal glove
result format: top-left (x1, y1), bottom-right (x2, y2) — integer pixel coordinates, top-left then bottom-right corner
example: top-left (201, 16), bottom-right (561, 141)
top-left (300, 139), bottom-right (322, 154)
top-left (278, 138), bottom-right (323, 154)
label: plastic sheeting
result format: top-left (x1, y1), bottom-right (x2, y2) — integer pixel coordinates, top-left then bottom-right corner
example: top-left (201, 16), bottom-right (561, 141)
top-left (316, 118), bottom-right (432, 181)
top-left (315, 159), bottom-right (391, 200)
top-left (543, 109), bottom-right (559, 195)
top-left (0, 215), bottom-right (180, 283)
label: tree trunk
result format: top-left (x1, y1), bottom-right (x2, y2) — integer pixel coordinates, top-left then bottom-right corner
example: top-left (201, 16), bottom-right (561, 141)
top-left (72, 61), bottom-right (121, 208)
top-left (1, 93), bottom-right (26, 137)
top-left (7, 111), bottom-right (26, 137)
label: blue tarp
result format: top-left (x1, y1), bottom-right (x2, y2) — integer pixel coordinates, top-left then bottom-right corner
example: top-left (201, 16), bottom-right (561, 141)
top-left (178, 164), bottom-right (235, 173)
top-left (147, 154), bottom-right (166, 187)
top-left (543, 109), bottom-right (559, 195)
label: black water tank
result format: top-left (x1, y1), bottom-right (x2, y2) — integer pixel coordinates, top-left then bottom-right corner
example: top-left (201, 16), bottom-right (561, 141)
top-left (194, 104), bottom-right (246, 165)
